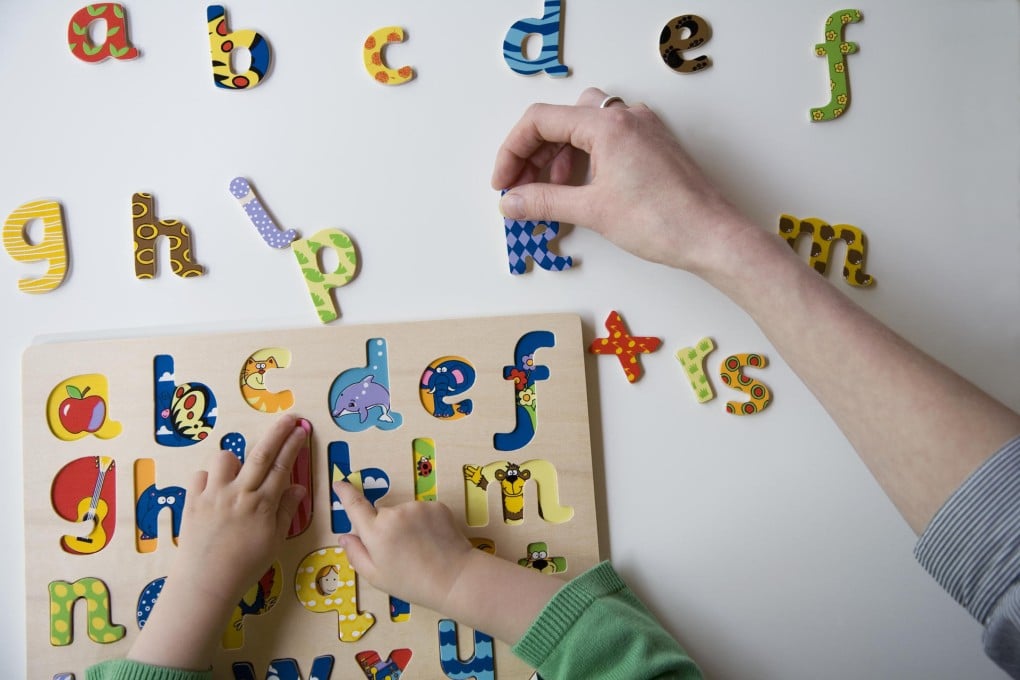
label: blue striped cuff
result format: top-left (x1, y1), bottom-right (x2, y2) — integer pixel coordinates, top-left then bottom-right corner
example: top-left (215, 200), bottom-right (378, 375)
top-left (915, 435), bottom-right (1020, 624)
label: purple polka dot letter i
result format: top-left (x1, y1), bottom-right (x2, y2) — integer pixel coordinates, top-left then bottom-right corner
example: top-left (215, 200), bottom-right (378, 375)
top-left (229, 177), bottom-right (299, 248)
top-left (502, 190), bottom-right (573, 275)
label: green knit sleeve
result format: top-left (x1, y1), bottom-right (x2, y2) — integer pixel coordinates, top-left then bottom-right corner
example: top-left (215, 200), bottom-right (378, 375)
top-left (85, 658), bottom-right (213, 680)
top-left (512, 561), bottom-right (703, 680)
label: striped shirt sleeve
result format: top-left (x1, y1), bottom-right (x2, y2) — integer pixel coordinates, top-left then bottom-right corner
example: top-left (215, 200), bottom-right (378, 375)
top-left (914, 434), bottom-right (1020, 678)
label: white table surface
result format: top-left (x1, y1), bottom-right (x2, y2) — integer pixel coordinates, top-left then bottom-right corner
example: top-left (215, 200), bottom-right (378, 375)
top-left (1, 1), bottom-right (1017, 677)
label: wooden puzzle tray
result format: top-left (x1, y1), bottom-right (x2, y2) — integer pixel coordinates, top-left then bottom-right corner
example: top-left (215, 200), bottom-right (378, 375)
top-left (23, 313), bottom-right (599, 679)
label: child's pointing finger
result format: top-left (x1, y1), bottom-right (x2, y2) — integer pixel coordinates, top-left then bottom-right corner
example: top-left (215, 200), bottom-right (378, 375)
top-left (333, 480), bottom-right (377, 532)
top-left (333, 481), bottom-right (378, 580)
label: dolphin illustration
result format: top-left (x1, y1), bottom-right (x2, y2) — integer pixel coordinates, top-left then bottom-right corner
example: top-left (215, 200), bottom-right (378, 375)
top-left (332, 375), bottom-right (394, 423)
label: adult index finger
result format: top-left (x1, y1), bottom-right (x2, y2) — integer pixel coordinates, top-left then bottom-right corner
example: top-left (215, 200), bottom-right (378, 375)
top-left (333, 480), bottom-right (377, 532)
top-left (491, 103), bottom-right (602, 190)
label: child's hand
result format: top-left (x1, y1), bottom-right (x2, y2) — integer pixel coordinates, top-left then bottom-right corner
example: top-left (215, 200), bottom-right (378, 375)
top-left (173, 415), bottom-right (309, 606)
top-left (333, 480), bottom-right (473, 612)
top-left (334, 481), bottom-right (562, 644)
top-left (127, 415), bottom-right (309, 670)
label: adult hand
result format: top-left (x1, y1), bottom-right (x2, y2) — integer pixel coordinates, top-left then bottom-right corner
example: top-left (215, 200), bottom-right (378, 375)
top-left (492, 87), bottom-right (755, 276)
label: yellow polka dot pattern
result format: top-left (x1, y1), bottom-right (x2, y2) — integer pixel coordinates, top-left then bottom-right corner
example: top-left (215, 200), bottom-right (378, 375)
top-left (295, 547), bottom-right (375, 642)
top-left (48, 578), bottom-right (125, 646)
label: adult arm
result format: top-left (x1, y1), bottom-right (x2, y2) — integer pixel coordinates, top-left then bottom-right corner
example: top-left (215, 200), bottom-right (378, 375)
top-left (492, 87), bottom-right (1020, 534)
top-left (914, 434), bottom-right (1020, 678)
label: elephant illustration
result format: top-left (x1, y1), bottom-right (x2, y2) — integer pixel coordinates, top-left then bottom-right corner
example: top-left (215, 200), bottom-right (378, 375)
top-left (420, 358), bottom-right (475, 418)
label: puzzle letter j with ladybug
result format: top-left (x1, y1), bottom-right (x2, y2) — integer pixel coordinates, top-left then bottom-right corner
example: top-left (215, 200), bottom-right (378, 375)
top-left (23, 313), bottom-right (599, 678)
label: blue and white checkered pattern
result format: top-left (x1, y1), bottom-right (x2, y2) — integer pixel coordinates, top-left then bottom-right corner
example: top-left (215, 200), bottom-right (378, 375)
top-left (505, 217), bottom-right (574, 275)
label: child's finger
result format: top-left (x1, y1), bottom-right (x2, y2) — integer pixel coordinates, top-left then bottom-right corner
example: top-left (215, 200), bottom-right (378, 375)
top-left (275, 484), bottom-right (307, 536)
top-left (236, 415), bottom-right (300, 490)
top-left (189, 469), bottom-right (209, 495)
top-left (333, 480), bottom-right (376, 531)
top-left (206, 448), bottom-right (242, 488)
top-left (337, 534), bottom-right (376, 581)
top-left (257, 421), bottom-right (309, 497)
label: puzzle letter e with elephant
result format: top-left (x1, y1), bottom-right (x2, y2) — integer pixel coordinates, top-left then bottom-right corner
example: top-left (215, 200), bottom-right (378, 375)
top-left (23, 313), bottom-right (600, 679)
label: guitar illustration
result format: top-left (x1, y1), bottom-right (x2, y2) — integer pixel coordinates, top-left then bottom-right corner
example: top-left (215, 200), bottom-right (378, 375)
top-left (60, 456), bottom-right (114, 555)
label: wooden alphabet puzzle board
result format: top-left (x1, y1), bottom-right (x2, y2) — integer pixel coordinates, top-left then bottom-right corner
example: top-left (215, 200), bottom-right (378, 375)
top-left (23, 313), bottom-right (599, 679)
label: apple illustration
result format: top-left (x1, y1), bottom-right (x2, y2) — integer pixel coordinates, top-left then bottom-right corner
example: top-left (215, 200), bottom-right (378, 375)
top-left (59, 385), bottom-right (107, 434)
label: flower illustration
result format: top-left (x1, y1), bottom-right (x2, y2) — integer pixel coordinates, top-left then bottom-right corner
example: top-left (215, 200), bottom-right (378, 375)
top-left (835, 62), bottom-right (845, 73)
top-left (521, 354), bottom-right (535, 371)
top-left (509, 368), bottom-right (529, 391)
top-left (812, 110), bottom-right (825, 121)
top-left (840, 42), bottom-right (852, 54)
top-left (816, 47), bottom-right (826, 57)
top-left (518, 386), bottom-right (537, 408)
top-left (837, 94), bottom-right (848, 105)
top-left (826, 30), bottom-right (837, 41)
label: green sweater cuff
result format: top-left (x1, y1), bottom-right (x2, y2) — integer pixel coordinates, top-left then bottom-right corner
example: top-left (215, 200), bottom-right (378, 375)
top-left (512, 560), bottom-right (627, 667)
top-left (86, 658), bottom-right (213, 680)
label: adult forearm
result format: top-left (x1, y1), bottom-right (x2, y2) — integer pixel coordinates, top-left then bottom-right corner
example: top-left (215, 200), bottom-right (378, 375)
top-left (706, 222), bottom-right (1020, 533)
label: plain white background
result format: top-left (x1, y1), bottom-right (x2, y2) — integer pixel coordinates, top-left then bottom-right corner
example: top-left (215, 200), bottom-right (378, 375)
top-left (1, 1), bottom-right (1017, 678)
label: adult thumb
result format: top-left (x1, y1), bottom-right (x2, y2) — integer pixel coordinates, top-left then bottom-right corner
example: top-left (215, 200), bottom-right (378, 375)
top-left (499, 183), bottom-right (592, 227)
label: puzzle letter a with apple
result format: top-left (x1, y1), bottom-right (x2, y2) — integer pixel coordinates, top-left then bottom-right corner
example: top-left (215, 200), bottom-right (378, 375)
top-left (22, 313), bottom-right (599, 679)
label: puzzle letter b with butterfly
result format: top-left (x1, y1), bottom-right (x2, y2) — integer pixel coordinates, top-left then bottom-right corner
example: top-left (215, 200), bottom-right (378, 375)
top-left (23, 313), bottom-right (600, 679)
